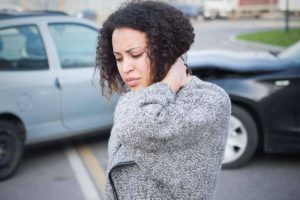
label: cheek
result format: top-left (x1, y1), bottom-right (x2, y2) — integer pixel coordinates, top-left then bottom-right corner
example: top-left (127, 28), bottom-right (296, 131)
top-left (144, 57), bottom-right (151, 80)
top-left (116, 63), bottom-right (124, 78)
top-left (116, 63), bottom-right (121, 73)
top-left (138, 54), bottom-right (151, 75)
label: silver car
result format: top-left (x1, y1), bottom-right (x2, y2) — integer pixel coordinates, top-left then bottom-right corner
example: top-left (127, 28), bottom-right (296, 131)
top-left (0, 11), bottom-right (118, 180)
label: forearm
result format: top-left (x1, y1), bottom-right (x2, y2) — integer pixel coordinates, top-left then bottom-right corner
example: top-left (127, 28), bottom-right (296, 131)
top-left (115, 82), bottom-right (186, 151)
top-left (115, 78), bottom-right (231, 153)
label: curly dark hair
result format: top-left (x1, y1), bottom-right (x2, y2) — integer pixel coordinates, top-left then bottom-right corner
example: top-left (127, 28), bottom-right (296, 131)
top-left (96, 0), bottom-right (195, 97)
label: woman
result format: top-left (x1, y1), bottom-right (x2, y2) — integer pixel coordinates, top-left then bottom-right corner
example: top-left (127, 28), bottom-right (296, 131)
top-left (96, 1), bottom-right (231, 199)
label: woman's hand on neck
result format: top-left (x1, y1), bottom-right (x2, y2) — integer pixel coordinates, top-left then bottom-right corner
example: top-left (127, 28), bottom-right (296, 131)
top-left (161, 58), bottom-right (192, 93)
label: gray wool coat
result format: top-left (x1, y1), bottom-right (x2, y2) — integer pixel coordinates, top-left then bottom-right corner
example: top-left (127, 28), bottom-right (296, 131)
top-left (105, 76), bottom-right (231, 200)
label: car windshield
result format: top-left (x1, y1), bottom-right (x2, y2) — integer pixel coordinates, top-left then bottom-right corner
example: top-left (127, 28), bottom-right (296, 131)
top-left (278, 41), bottom-right (300, 65)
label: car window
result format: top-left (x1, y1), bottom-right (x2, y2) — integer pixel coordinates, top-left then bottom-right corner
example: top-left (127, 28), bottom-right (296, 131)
top-left (49, 23), bottom-right (98, 69)
top-left (0, 25), bottom-right (48, 71)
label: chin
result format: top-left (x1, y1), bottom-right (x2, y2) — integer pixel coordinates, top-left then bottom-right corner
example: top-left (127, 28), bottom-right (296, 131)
top-left (130, 86), bottom-right (141, 91)
top-left (129, 85), bottom-right (147, 91)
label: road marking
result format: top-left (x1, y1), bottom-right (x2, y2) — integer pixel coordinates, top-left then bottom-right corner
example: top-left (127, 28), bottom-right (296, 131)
top-left (65, 144), bottom-right (101, 200)
top-left (77, 143), bottom-right (106, 194)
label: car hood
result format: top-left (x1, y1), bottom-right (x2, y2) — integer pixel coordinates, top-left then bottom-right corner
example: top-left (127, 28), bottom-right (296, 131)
top-left (186, 50), bottom-right (290, 73)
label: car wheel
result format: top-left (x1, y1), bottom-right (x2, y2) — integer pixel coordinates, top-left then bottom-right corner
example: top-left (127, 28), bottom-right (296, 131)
top-left (222, 105), bottom-right (258, 168)
top-left (0, 120), bottom-right (24, 180)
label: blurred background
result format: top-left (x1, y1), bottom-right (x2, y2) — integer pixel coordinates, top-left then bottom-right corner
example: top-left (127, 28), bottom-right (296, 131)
top-left (1, 0), bottom-right (300, 24)
top-left (0, 1), bottom-right (300, 200)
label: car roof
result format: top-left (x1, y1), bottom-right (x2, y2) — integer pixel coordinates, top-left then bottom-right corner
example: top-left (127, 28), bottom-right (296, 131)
top-left (0, 9), bottom-right (99, 27)
top-left (0, 10), bottom-right (68, 20)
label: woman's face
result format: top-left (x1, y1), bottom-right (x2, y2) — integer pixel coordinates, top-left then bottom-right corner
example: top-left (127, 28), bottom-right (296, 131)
top-left (112, 27), bottom-right (151, 91)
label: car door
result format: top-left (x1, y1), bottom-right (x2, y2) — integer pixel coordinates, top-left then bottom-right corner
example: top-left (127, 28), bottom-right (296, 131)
top-left (0, 23), bottom-right (61, 144)
top-left (296, 65), bottom-right (300, 138)
top-left (48, 22), bottom-right (118, 130)
top-left (258, 66), bottom-right (299, 152)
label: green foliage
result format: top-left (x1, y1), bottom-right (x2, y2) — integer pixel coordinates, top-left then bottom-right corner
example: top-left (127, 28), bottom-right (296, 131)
top-left (236, 28), bottom-right (300, 47)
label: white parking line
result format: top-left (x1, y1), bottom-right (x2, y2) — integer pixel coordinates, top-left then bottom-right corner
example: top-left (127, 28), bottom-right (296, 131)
top-left (65, 145), bottom-right (102, 200)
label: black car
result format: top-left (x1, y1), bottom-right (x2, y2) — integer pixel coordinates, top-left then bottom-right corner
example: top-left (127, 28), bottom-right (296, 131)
top-left (187, 42), bottom-right (300, 168)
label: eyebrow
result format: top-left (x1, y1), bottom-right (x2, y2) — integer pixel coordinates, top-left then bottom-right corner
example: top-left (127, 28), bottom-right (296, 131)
top-left (113, 47), bottom-right (143, 55)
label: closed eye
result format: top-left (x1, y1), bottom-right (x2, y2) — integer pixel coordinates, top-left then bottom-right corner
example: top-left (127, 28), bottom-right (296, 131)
top-left (116, 58), bottom-right (122, 62)
top-left (132, 53), bottom-right (143, 58)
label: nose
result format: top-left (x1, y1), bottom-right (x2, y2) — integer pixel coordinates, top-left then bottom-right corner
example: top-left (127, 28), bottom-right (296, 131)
top-left (122, 58), bottom-right (134, 74)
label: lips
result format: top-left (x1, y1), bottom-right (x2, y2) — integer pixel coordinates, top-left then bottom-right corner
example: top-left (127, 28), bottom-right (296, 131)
top-left (125, 77), bottom-right (140, 87)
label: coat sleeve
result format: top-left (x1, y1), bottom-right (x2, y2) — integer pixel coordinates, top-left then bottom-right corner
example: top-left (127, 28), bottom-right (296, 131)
top-left (114, 78), bottom-right (231, 153)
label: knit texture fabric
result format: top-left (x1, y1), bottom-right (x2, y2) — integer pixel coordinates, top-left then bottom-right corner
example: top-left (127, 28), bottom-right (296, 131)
top-left (105, 76), bottom-right (231, 200)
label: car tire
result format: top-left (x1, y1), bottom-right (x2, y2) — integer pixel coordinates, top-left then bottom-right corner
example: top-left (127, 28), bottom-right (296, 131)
top-left (0, 120), bottom-right (24, 180)
top-left (222, 105), bottom-right (258, 168)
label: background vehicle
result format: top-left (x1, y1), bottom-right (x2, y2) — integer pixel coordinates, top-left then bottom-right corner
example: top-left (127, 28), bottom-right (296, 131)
top-left (203, 0), bottom-right (279, 19)
top-left (75, 9), bottom-right (98, 22)
top-left (0, 10), bottom-right (118, 180)
top-left (187, 41), bottom-right (300, 168)
top-left (172, 3), bottom-right (200, 20)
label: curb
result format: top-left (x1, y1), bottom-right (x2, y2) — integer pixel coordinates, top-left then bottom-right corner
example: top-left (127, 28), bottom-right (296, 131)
top-left (229, 34), bottom-right (286, 52)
